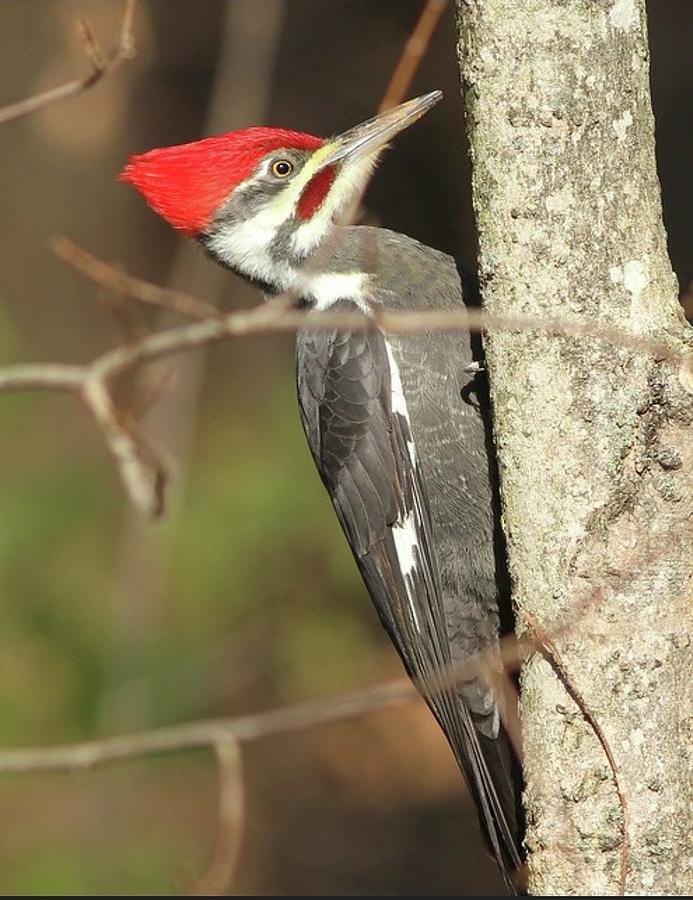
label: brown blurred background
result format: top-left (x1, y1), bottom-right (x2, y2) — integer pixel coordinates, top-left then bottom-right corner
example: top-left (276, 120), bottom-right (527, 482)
top-left (0, 1), bottom-right (690, 895)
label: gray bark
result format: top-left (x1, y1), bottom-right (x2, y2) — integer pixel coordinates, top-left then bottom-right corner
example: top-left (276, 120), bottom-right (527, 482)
top-left (455, 1), bottom-right (692, 894)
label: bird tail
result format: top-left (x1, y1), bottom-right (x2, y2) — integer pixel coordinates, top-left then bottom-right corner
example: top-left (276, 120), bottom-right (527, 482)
top-left (441, 702), bottom-right (525, 895)
top-left (356, 533), bottom-right (525, 892)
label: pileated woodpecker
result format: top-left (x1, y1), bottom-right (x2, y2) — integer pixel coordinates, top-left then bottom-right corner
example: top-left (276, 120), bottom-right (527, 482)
top-left (121, 91), bottom-right (522, 891)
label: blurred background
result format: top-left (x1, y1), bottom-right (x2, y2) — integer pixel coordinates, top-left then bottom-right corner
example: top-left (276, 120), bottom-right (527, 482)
top-left (0, 1), bottom-right (690, 894)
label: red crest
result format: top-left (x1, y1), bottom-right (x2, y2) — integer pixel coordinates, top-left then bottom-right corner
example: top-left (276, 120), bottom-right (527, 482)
top-left (120, 128), bottom-right (324, 235)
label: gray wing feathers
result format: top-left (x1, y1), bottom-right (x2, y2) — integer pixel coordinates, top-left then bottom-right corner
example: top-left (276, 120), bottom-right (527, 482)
top-left (296, 318), bottom-right (521, 890)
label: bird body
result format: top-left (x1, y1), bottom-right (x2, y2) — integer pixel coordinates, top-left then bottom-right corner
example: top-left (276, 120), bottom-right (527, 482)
top-left (295, 227), bottom-right (520, 886)
top-left (121, 93), bottom-right (522, 891)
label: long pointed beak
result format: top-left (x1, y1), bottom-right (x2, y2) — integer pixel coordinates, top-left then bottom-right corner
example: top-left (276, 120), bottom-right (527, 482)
top-left (318, 90), bottom-right (442, 169)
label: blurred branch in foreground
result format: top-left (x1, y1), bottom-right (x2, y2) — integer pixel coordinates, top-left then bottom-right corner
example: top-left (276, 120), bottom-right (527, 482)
top-left (0, 0), bottom-right (136, 126)
top-left (0, 608), bottom-right (632, 893)
top-left (0, 237), bottom-right (688, 518)
top-left (0, 647), bottom-right (516, 893)
top-left (379, 0), bottom-right (447, 112)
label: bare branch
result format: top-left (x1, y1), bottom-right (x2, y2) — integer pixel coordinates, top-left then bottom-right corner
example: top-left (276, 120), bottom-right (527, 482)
top-left (0, 363), bottom-right (84, 392)
top-left (0, 686), bottom-right (410, 777)
top-left (53, 237), bottom-right (219, 321)
top-left (524, 613), bottom-right (631, 896)
top-left (2, 239), bottom-right (690, 516)
top-left (194, 736), bottom-right (245, 897)
top-left (0, 0), bottom-right (137, 126)
top-left (0, 575), bottom-right (636, 888)
top-left (339, 1), bottom-right (447, 231)
top-left (0, 654), bottom-right (522, 890)
top-left (0, 631), bottom-right (530, 777)
top-left (379, 0), bottom-right (447, 112)
top-left (56, 243), bottom-right (690, 366)
top-left (82, 378), bottom-right (166, 516)
top-left (77, 16), bottom-right (108, 72)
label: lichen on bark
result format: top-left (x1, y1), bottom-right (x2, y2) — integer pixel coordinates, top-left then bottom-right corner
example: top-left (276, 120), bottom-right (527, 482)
top-left (455, 0), bottom-right (692, 894)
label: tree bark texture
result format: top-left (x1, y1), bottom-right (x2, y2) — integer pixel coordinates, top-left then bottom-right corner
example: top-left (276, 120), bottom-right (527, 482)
top-left (455, 1), bottom-right (692, 894)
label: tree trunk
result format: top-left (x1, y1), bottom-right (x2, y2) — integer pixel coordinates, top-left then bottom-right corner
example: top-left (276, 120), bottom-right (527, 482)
top-left (455, 1), bottom-right (692, 894)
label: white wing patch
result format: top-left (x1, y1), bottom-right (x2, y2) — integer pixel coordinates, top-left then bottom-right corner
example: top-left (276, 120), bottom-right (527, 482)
top-left (385, 341), bottom-right (423, 632)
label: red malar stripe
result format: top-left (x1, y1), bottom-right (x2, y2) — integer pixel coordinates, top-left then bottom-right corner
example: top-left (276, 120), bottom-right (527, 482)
top-left (297, 166), bottom-right (336, 220)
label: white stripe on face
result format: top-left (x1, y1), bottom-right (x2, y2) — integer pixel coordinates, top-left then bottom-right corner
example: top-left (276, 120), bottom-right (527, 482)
top-left (291, 153), bottom-right (379, 256)
top-left (205, 144), bottom-right (380, 293)
top-left (247, 142), bottom-right (336, 235)
top-left (224, 142), bottom-right (380, 258)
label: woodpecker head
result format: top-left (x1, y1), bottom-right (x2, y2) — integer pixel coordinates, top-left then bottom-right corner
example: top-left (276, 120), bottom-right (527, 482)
top-left (120, 91), bottom-right (441, 294)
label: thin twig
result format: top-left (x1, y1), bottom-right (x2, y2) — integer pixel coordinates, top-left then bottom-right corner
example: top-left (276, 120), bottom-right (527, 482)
top-left (54, 241), bottom-right (689, 364)
top-left (524, 614), bottom-right (631, 896)
top-left (77, 16), bottom-right (107, 72)
top-left (0, 632), bottom-right (528, 777)
top-left (0, 634), bottom-right (532, 896)
top-left (82, 378), bottom-right (166, 516)
top-left (0, 0), bottom-right (137, 126)
top-left (0, 558), bottom-right (640, 885)
top-left (194, 736), bottom-right (245, 897)
top-left (0, 646), bottom-right (525, 891)
top-left (379, 0), bottom-right (448, 112)
top-left (6, 299), bottom-right (686, 384)
top-left (53, 237), bottom-right (219, 321)
top-left (339, 0), bottom-right (446, 229)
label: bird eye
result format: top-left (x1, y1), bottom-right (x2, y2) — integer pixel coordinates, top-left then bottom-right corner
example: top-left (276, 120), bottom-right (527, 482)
top-left (271, 159), bottom-right (293, 178)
